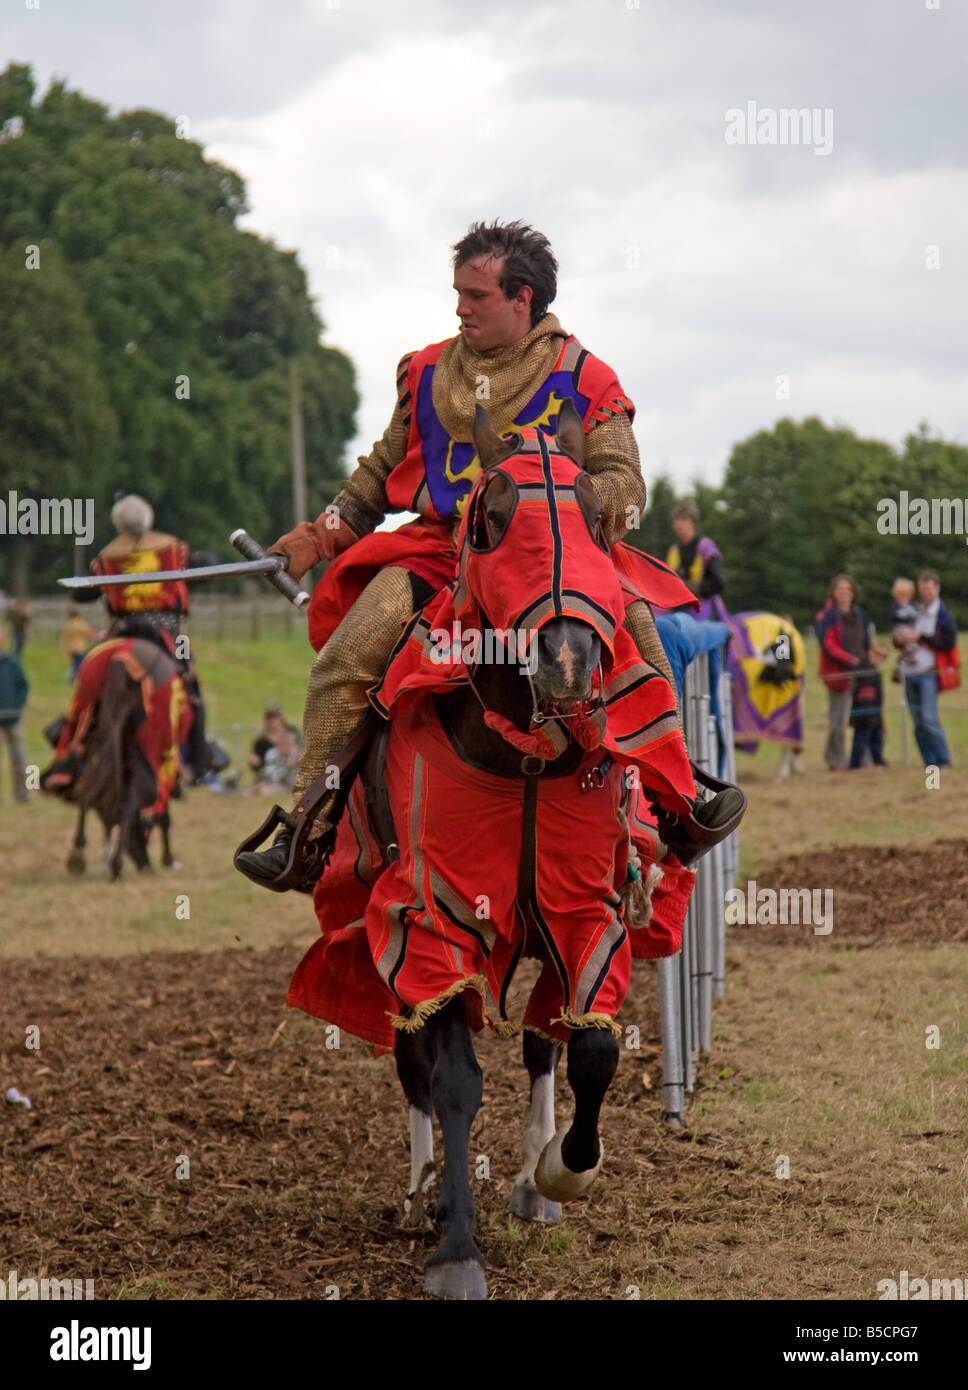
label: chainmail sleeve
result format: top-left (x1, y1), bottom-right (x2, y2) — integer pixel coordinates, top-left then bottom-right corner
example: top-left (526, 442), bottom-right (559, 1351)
top-left (583, 410), bottom-right (646, 543)
top-left (332, 404), bottom-right (409, 537)
top-left (329, 353), bottom-right (414, 537)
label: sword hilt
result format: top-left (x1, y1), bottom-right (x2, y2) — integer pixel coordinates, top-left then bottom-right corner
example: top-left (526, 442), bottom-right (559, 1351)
top-left (230, 530), bottom-right (311, 610)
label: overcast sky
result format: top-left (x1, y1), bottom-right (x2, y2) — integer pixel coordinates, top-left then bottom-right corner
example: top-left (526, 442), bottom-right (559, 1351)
top-left (8, 0), bottom-right (968, 500)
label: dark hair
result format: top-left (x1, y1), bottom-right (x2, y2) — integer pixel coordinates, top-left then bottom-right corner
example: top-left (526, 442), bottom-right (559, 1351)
top-left (451, 220), bottom-right (558, 327)
top-left (828, 573), bottom-right (859, 602)
top-left (917, 570), bottom-right (940, 586)
top-left (673, 499), bottom-right (700, 525)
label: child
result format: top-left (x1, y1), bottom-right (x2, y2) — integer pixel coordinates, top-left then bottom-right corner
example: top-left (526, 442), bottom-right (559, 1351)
top-left (849, 666), bottom-right (886, 769)
top-left (890, 577), bottom-right (920, 678)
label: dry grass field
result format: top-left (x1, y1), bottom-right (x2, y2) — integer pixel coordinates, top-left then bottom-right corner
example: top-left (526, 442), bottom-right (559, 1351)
top-left (1, 624), bottom-right (966, 1299)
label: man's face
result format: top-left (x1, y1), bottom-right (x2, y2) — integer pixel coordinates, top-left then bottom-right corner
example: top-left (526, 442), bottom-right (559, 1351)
top-left (918, 577), bottom-right (940, 605)
top-left (672, 516), bottom-right (696, 544)
top-left (454, 255), bottom-right (532, 352)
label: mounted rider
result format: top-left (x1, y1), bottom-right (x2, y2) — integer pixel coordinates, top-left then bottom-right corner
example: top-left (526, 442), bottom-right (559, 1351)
top-left (65, 493), bottom-right (211, 783)
top-left (237, 220), bottom-right (743, 885)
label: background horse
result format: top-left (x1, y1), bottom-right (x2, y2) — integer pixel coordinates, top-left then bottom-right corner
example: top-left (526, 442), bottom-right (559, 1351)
top-left (285, 402), bottom-right (700, 1299)
top-left (42, 634), bottom-right (190, 879)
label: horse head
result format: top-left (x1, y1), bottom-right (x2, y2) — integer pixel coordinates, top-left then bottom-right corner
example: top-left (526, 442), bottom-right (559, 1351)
top-left (459, 400), bottom-right (624, 734)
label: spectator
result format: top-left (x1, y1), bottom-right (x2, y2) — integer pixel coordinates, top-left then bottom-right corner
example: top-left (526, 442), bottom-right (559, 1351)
top-left (848, 664), bottom-right (887, 769)
top-left (60, 608), bottom-right (97, 679)
top-left (8, 598), bottom-right (30, 656)
top-left (815, 574), bottom-right (885, 772)
top-left (664, 499), bottom-right (728, 621)
top-left (254, 724), bottom-right (302, 795)
top-left (249, 705), bottom-right (300, 782)
top-left (893, 571), bottom-right (957, 769)
top-left (0, 625), bottom-right (29, 804)
top-left (889, 577), bottom-right (920, 680)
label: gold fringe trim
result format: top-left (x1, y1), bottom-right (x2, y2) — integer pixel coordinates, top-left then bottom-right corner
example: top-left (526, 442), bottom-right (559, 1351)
top-left (549, 1009), bottom-right (623, 1038)
top-left (491, 1018), bottom-right (519, 1039)
top-left (388, 974), bottom-right (488, 1033)
top-left (522, 1023), bottom-right (563, 1046)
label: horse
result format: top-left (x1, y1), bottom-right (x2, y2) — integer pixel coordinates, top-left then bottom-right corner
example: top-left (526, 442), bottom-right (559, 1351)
top-left (41, 632), bottom-right (190, 879)
top-left (282, 401), bottom-right (713, 1299)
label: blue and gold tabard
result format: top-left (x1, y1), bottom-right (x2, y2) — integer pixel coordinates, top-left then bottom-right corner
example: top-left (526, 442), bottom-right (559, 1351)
top-left (385, 334), bottom-right (635, 523)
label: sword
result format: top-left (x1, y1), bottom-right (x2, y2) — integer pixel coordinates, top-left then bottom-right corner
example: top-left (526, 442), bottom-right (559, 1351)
top-left (57, 530), bottom-right (311, 610)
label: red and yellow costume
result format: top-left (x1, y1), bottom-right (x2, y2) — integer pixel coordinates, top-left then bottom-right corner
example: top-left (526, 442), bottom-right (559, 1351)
top-left (288, 431), bottom-right (697, 1051)
top-left (44, 636), bottom-right (191, 819)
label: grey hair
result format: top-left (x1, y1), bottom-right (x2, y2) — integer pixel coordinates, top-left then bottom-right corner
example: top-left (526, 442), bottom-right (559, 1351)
top-left (111, 494), bottom-right (154, 538)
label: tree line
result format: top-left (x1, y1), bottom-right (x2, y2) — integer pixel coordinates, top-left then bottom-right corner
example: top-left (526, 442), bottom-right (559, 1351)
top-left (0, 64), bottom-right (357, 594)
top-left (627, 416), bottom-right (968, 630)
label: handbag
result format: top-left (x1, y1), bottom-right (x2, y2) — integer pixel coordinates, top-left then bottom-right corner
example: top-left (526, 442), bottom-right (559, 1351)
top-left (936, 645), bottom-right (961, 693)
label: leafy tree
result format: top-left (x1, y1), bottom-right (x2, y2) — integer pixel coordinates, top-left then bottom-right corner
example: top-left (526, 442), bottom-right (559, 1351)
top-left (625, 472), bottom-right (679, 559)
top-left (0, 64), bottom-right (357, 594)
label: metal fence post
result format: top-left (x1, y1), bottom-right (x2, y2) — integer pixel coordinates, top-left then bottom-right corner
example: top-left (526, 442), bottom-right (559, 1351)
top-left (660, 640), bottom-right (740, 1122)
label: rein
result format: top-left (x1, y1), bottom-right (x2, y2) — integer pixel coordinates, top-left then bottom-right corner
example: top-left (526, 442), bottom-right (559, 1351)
top-left (462, 653), bottom-right (608, 761)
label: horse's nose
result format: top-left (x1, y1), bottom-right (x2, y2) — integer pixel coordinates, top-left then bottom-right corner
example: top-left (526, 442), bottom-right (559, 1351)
top-left (536, 623), bottom-right (600, 701)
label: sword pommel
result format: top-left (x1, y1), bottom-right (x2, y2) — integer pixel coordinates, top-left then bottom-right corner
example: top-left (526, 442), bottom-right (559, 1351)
top-left (231, 530), bottom-right (310, 610)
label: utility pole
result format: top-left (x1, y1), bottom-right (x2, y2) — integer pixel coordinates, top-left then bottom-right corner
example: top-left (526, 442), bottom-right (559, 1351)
top-left (290, 357), bottom-right (308, 524)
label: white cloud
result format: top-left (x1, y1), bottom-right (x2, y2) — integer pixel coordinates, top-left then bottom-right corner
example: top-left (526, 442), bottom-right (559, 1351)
top-left (10, 0), bottom-right (967, 500)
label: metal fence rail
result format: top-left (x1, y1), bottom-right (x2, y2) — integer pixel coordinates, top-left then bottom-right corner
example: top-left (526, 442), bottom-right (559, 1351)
top-left (659, 646), bottom-right (740, 1126)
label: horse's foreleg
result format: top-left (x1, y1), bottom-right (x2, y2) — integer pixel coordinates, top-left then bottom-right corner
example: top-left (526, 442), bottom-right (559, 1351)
top-left (535, 1025), bottom-right (619, 1202)
top-left (66, 807), bottom-right (87, 876)
top-left (510, 1030), bottom-right (562, 1223)
top-left (422, 997), bottom-right (486, 1301)
top-left (395, 1023), bottom-right (436, 1231)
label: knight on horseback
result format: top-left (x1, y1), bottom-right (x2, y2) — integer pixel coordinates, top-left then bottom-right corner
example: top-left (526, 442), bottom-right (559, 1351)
top-left (236, 219), bottom-right (743, 888)
top-left (57, 493), bottom-right (212, 785)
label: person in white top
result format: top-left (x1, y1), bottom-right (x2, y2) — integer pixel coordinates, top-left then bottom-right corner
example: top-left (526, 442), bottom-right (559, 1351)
top-left (892, 571), bottom-right (956, 768)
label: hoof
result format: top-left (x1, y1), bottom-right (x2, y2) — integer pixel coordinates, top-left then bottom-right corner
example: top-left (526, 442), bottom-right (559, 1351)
top-left (510, 1182), bottom-right (561, 1224)
top-left (65, 850), bottom-right (86, 876)
top-left (535, 1128), bottom-right (602, 1203)
top-left (424, 1260), bottom-right (487, 1301)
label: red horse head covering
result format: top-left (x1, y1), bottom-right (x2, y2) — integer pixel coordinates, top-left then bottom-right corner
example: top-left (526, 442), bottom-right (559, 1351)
top-left (453, 425), bottom-right (625, 666)
top-left (371, 414), bottom-right (697, 813)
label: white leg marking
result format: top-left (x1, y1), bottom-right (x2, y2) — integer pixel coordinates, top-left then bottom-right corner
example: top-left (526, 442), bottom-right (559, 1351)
top-left (401, 1106), bottom-right (436, 1230)
top-left (515, 1072), bottom-right (556, 1189)
top-left (409, 1106), bottom-right (434, 1195)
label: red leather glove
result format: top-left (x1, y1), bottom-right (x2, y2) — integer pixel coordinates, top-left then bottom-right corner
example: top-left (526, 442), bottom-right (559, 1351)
top-left (267, 513), bottom-right (360, 583)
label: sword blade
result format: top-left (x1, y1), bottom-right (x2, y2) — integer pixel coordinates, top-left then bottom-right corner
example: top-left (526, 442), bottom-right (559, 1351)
top-left (57, 558), bottom-right (285, 589)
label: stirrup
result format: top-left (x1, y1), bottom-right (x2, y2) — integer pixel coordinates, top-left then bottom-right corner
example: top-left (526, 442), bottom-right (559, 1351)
top-left (234, 806), bottom-right (335, 894)
top-left (234, 716), bottom-right (376, 893)
top-left (650, 763), bottom-right (747, 868)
